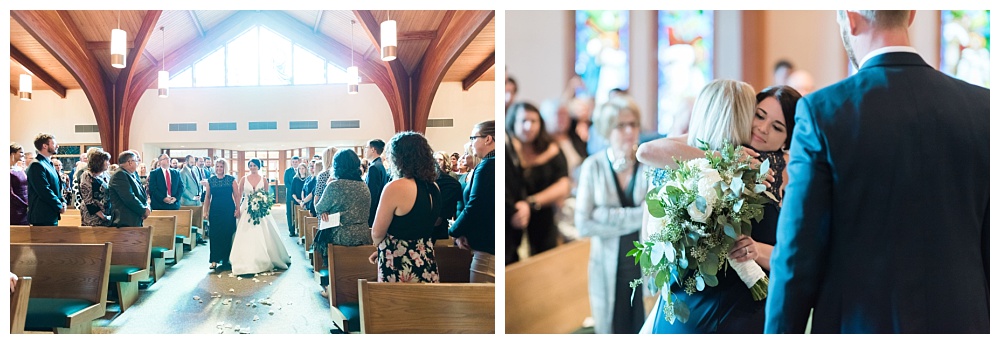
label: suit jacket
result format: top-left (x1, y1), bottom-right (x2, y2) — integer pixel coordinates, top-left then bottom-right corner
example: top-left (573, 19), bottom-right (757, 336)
top-left (765, 52), bottom-right (989, 334)
top-left (283, 167), bottom-right (296, 202)
top-left (179, 165), bottom-right (203, 206)
top-left (26, 154), bottom-right (65, 225)
top-left (365, 157), bottom-right (389, 227)
top-left (148, 167), bottom-right (183, 210)
top-left (108, 169), bottom-right (149, 227)
top-left (449, 153), bottom-right (495, 254)
top-left (433, 170), bottom-right (463, 239)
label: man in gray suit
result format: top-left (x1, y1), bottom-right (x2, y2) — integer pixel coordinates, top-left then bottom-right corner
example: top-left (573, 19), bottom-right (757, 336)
top-left (179, 155), bottom-right (204, 207)
top-left (765, 10), bottom-right (989, 334)
top-left (109, 151), bottom-right (150, 227)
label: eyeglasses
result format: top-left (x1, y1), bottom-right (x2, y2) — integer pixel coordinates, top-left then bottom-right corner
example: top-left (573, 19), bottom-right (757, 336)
top-left (615, 122), bottom-right (639, 130)
top-left (469, 135), bottom-right (487, 141)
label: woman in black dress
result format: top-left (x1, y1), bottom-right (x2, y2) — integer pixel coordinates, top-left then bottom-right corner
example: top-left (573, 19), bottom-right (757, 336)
top-left (506, 102), bottom-right (570, 263)
top-left (203, 158), bottom-right (238, 270)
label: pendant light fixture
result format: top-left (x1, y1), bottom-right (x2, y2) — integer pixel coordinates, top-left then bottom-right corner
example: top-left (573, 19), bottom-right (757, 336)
top-left (380, 10), bottom-right (397, 61)
top-left (111, 11), bottom-right (127, 69)
top-left (347, 20), bottom-right (359, 94)
top-left (18, 74), bottom-right (32, 101)
top-left (158, 26), bottom-right (169, 98)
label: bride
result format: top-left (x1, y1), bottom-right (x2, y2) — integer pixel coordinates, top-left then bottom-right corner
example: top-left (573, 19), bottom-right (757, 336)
top-left (229, 158), bottom-right (291, 276)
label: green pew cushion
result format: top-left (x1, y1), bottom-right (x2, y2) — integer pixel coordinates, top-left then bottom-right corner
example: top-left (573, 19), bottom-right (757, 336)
top-left (191, 226), bottom-right (199, 233)
top-left (151, 246), bottom-right (170, 258)
top-left (176, 234), bottom-right (187, 243)
top-left (337, 302), bottom-right (360, 332)
top-left (24, 298), bottom-right (95, 330)
top-left (109, 265), bottom-right (143, 283)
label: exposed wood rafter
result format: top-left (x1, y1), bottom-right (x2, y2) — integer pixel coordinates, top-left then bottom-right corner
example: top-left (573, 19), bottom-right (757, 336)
top-left (462, 51), bottom-right (494, 91)
top-left (85, 41), bottom-right (135, 50)
top-left (399, 30), bottom-right (436, 41)
top-left (115, 10), bottom-right (163, 153)
top-left (10, 45), bottom-right (68, 98)
top-left (354, 10), bottom-right (413, 132)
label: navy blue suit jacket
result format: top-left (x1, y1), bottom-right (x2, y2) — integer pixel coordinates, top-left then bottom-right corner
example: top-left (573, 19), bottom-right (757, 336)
top-left (366, 157), bottom-right (389, 227)
top-left (26, 154), bottom-right (65, 225)
top-left (765, 52), bottom-right (989, 333)
top-left (148, 167), bottom-right (183, 210)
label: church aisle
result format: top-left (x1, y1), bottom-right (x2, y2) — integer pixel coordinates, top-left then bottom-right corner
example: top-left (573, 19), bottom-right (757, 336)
top-left (95, 205), bottom-right (334, 334)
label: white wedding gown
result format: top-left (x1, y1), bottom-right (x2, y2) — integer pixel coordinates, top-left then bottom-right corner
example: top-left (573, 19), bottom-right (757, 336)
top-left (229, 176), bottom-right (291, 275)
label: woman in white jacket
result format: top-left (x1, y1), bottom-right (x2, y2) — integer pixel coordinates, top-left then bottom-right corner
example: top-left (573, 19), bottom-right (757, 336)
top-left (574, 96), bottom-right (648, 334)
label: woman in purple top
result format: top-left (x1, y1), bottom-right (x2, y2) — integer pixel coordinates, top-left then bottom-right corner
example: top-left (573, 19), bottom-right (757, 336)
top-left (10, 143), bottom-right (29, 225)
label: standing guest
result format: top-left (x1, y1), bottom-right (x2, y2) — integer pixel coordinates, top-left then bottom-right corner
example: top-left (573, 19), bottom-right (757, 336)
top-left (289, 163), bottom-right (309, 215)
top-left (773, 59), bottom-right (794, 86)
top-left (301, 160), bottom-right (321, 216)
top-left (766, 10), bottom-right (989, 334)
top-left (108, 151), bottom-right (150, 227)
top-left (50, 158), bottom-right (72, 205)
top-left (505, 76), bottom-right (518, 110)
top-left (360, 158), bottom-right (369, 180)
top-left (363, 139), bottom-right (388, 228)
top-left (313, 150), bottom-right (373, 294)
top-left (283, 156), bottom-right (301, 236)
top-left (506, 102), bottom-right (571, 261)
top-left (179, 155), bottom-right (204, 207)
top-left (450, 120), bottom-right (497, 283)
top-left (10, 143), bottom-right (29, 225)
top-left (312, 148), bottom-right (337, 225)
top-left (201, 157), bottom-right (213, 179)
top-left (575, 97), bottom-right (648, 334)
top-left (433, 151), bottom-right (462, 240)
top-left (24, 151), bottom-right (35, 167)
top-left (369, 132), bottom-right (442, 283)
top-left (71, 150), bottom-right (95, 210)
top-left (203, 158), bottom-right (238, 270)
top-left (169, 158), bottom-right (179, 169)
top-left (26, 133), bottom-right (66, 226)
top-left (450, 152), bottom-right (460, 173)
top-left (79, 149), bottom-right (112, 226)
top-left (505, 132), bottom-right (530, 265)
top-left (149, 153), bottom-right (182, 210)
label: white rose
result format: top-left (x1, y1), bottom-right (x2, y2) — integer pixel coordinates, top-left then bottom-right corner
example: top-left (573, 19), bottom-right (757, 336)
top-left (689, 158), bottom-right (711, 171)
top-left (687, 200), bottom-right (712, 223)
top-left (697, 168), bottom-right (722, 206)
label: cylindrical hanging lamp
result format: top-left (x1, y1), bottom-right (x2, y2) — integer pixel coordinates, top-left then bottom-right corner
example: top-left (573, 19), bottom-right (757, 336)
top-left (380, 11), bottom-right (397, 62)
top-left (348, 20), bottom-right (359, 94)
top-left (19, 74), bottom-right (32, 101)
top-left (111, 11), bottom-right (127, 68)
top-left (158, 26), bottom-right (168, 98)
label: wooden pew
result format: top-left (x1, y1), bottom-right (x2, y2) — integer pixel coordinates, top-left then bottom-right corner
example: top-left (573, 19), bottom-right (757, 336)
top-left (10, 276), bottom-right (31, 334)
top-left (296, 206), bottom-right (310, 244)
top-left (10, 226), bottom-right (153, 312)
top-left (146, 215), bottom-right (178, 282)
top-left (59, 213), bottom-right (83, 226)
top-left (433, 244), bottom-right (475, 283)
top-left (505, 238), bottom-right (591, 334)
top-left (325, 244), bottom-right (378, 333)
top-left (151, 209), bottom-right (194, 258)
top-left (181, 205), bottom-right (205, 242)
top-left (304, 217), bottom-right (318, 267)
top-left (10, 242), bottom-right (112, 334)
top-left (357, 279), bottom-right (495, 334)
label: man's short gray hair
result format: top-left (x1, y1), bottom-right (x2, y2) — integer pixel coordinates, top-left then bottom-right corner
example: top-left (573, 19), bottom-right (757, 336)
top-left (838, 10), bottom-right (911, 30)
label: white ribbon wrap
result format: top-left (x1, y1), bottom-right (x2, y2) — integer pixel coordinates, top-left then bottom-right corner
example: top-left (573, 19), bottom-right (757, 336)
top-left (727, 256), bottom-right (766, 288)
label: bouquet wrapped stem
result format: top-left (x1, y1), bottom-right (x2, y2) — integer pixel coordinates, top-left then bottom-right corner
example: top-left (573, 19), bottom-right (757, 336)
top-left (727, 257), bottom-right (768, 301)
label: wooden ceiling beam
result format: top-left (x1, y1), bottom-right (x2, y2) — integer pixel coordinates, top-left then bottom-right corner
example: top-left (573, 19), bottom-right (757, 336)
top-left (115, 10), bottom-right (162, 153)
top-left (354, 10), bottom-right (412, 132)
top-left (413, 11), bottom-right (493, 132)
top-left (399, 30), bottom-right (436, 41)
top-left (11, 85), bottom-right (18, 96)
top-left (462, 51), bottom-right (494, 91)
top-left (12, 10), bottom-right (113, 151)
top-left (86, 41), bottom-right (135, 50)
top-left (143, 50), bottom-right (159, 66)
top-left (10, 45), bottom-right (68, 98)
top-left (188, 10), bottom-right (205, 37)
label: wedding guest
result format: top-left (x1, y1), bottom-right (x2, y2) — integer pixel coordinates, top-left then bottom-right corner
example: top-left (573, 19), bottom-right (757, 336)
top-left (449, 152), bottom-right (460, 173)
top-left (314, 150), bottom-right (373, 294)
top-left (360, 158), bottom-right (369, 180)
top-left (169, 158), bottom-right (179, 169)
top-left (201, 156), bottom-right (213, 179)
top-left (766, 10), bottom-right (989, 334)
top-left (506, 102), bottom-right (570, 261)
top-left (363, 139), bottom-right (388, 227)
top-left (456, 145), bottom-right (482, 213)
top-left (138, 162), bottom-right (148, 189)
top-left (79, 149), bottom-right (112, 226)
top-left (449, 120), bottom-right (497, 283)
top-left (433, 151), bottom-right (462, 240)
top-left (109, 151), bottom-right (150, 227)
top-left (505, 132), bottom-right (530, 266)
top-left (369, 132), bottom-right (441, 283)
top-left (434, 151), bottom-right (459, 180)
top-left (301, 160), bottom-right (321, 216)
top-left (203, 158), bottom-right (238, 270)
top-left (10, 143), bottom-right (29, 225)
top-left (505, 76), bottom-right (518, 110)
top-left (149, 153), bottom-right (182, 210)
top-left (26, 133), bottom-right (65, 226)
top-left (283, 155), bottom-right (301, 236)
top-left (312, 148), bottom-right (338, 227)
top-left (50, 158), bottom-right (72, 205)
top-left (773, 59), bottom-right (794, 86)
top-left (179, 155), bottom-right (204, 207)
top-left (575, 97), bottom-right (648, 334)
top-left (24, 151), bottom-right (35, 167)
top-left (289, 163), bottom-right (309, 214)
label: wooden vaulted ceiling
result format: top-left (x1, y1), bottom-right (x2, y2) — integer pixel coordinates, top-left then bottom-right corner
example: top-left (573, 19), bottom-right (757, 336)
top-left (10, 10), bottom-right (495, 154)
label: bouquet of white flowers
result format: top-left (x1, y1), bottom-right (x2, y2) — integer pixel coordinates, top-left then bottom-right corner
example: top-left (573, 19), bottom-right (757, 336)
top-left (628, 140), bottom-right (774, 324)
top-left (246, 188), bottom-right (274, 226)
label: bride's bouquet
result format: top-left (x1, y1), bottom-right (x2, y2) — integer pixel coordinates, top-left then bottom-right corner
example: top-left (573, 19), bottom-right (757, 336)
top-left (628, 140), bottom-right (774, 324)
top-left (246, 188), bottom-right (275, 225)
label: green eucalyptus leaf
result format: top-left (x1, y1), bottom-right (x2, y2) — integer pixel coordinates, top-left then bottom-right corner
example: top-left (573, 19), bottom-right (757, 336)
top-left (640, 251), bottom-right (652, 270)
top-left (759, 158), bottom-right (770, 179)
top-left (678, 257), bottom-right (689, 269)
top-left (655, 269), bottom-right (667, 289)
top-left (703, 273), bottom-right (719, 287)
top-left (730, 177), bottom-right (744, 195)
top-left (724, 222), bottom-right (737, 239)
top-left (675, 300), bottom-right (691, 323)
top-left (734, 198), bottom-right (744, 212)
top-left (646, 198), bottom-right (666, 218)
top-left (754, 184), bottom-right (766, 194)
top-left (695, 275), bottom-right (706, 291)
top-left (695, 195), bottom-right (707, 213)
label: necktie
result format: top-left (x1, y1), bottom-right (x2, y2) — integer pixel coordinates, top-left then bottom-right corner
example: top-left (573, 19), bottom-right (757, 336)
top-left (165, 169), bottom-right (172, 195)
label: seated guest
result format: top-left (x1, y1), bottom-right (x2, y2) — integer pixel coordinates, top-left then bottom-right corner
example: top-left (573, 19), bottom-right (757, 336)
top-left (369, 132), bottom-right (442, 283)
top-left (79, 149), bottom-right (113, 226)
top-left (149, 153), bottom-right (182, 210)
top-left (450, 120), bottom-right (497, 283)
top-left (314, 150), bottom-right (373, 293)
top-left (433, 152), bottom-right (462, 240)
top-left (10, 143), bottom-right (29, 225)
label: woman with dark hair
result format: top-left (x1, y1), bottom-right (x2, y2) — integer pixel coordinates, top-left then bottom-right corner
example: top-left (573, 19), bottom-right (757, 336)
top-left (369, 131), bottom-right (442, 283)
top-left (228, 158), bottom-right (291, 276)
top-left (10, 143), bottom-right (29, 225)
top-left (449, 120), bottom-right (497, 282)
top-left (506, 102), bottom-right (571, 263)
top-left (79, 149), bottom-right (113, 226)
top-left (313, 150), bottom-right (373, 292)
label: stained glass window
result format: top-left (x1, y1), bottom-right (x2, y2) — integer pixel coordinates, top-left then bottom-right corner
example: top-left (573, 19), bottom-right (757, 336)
top-left (657, 10), bottom-right (713, 135)
top-left (941, 10), bottom-right (990, 88)
top-left (575, 10), bottom-right (629, 106)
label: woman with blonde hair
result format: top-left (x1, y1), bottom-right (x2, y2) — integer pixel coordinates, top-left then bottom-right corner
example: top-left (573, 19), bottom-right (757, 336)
top-left (636, 79), bottom-right (780, 334)
top-left (310, 147), bottom-right (338, 215)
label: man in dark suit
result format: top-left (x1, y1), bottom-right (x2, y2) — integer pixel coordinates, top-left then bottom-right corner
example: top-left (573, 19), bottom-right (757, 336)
top-left (109, 151), bottom-right (150, 227)
top-left (363, 139), bottom-right (389, 228)
top-left (283, 155), bottom-right (301, 236)
top-left (450, 121), bottom-right (497, 282)
top-left (765, 10), bottom-right (989, 334)
top-left (148, 153), bottom-right (183, 210)
top-left (25, 133), bottom-right (65, 226)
